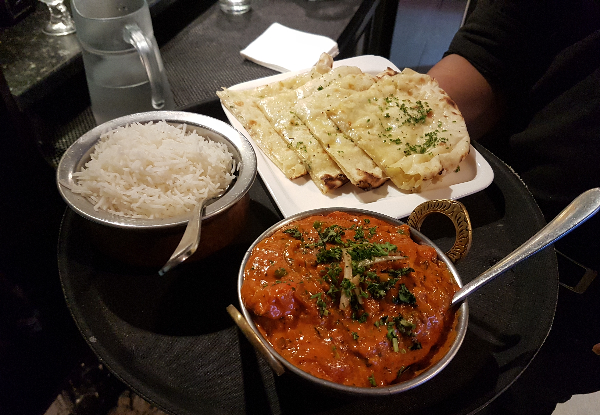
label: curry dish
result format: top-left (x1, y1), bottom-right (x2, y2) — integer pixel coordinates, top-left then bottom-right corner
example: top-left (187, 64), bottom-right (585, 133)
top-left (241, 211), bottom-right (459, 388)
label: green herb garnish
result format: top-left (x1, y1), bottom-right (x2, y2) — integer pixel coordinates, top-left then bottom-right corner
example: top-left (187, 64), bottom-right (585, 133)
top-left (274, 268), bottom-right (287, 278)
top-left (393, 283), bottom-right (416, 305)
top-left (310, 292), bottom-right (329, 316)
top-left (283, 227), bottom-right (303, 240)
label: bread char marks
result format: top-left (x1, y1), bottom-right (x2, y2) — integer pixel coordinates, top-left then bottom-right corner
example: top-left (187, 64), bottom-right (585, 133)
top-left (258, 89), bottom-right (348, 193)
top-left (254, 66), bottom-right (368, 193)
top-left (293, 72), bottom-right (388, 191)
top-left (217, 55), bottom-right (470, 194)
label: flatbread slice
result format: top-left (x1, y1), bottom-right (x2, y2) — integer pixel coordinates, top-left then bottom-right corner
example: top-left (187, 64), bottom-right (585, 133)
top-left (216, 53), bottom-right (335, 179)
top-left (255, 66), bottom-right (367, 193)
top-left (248, 53), bottom-right (335, 99)
top-left (218, 88), bottom-right (307, 179)
top-left (294, 73), bottom-right (388, 190)
top-left (327, 68), bottom-right (470, 192)
top-left (259, 90), bottom-right (348, 193)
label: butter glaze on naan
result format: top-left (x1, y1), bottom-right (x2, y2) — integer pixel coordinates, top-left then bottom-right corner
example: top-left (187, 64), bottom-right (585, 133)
top-left (259, 90), bottom-right (348, 193)
top-left (217, 88), bottom-right (307, 179)
top-left (256, 66), bottom-right (368, 193)
top-left (216, 54), bottom-right (334, 179)
top-left (327, 68), bottom-right (470, 192)
top-left (294, 72), bottom-right (388, 190)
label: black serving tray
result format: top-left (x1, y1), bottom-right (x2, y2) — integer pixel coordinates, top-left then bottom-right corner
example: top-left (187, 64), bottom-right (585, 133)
top-left (58, 99), bottom-right (558, 415)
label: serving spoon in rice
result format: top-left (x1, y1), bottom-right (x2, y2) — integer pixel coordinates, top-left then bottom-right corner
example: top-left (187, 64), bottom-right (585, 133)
top-left (158, 189), bottom-right (227, 276)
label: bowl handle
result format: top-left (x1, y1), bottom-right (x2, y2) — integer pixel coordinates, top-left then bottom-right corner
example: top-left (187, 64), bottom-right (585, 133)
top-left (226, 305), bottom-right (286, 376)
top-left (406, 199), bottom-right (472, 263)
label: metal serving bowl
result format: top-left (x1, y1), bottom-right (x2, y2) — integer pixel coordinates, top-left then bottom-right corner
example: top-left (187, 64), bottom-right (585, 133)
top-left (231, 203), bottom-right (471, 396)
top-left (56, 111), bottom-right (257, 268)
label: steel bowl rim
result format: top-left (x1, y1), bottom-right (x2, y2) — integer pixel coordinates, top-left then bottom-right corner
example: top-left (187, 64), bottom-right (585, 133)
top-left (237, 206), bottom-right (469, 395)
top-left (56, 111), bottom-right (257, 230)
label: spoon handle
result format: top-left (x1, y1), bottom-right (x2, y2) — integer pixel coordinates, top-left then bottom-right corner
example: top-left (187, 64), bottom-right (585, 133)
top-left (452, 188), bottom-right (600, 306)
top-left (158, 198), bottom-right (207, 276)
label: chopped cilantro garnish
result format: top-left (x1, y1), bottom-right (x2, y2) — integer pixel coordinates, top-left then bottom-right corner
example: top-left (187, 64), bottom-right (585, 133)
top-left (386, 267), bottom-right (414, 277)
top-left (404, 130), bottom-right (448, 156)
top-left (399, 100), bottom-right (431, 125)
top-left (381, 315), bottom-right (416, 351)
top-left (348, 242), bottom-right (397, 263)
top-left (310, 292), bottom-right (329, 316)
top-left (353, 312), bottom-right (369, 323)
top-left (295, 141), bottom-right (307, 152)
top-left (366, 275), bottom-right (399, 299)
top-left (318, 224), bottom-right (345, 245)
top-left (410, 340), bottom-right (422, 350)
top-left (386, 321), bottom-right (397, 342)
top-left (353, 226), bottom-right (365, 241)
top-left (283, 227), bottom-right (303, 240)
top-left (396, 366), bottom-right (409, 379)
top-left (392, 337), bottom-right (400, 353)
top-left (274, 268), bottom-right (287, 278)
top-left (393, 283), bottom-right (416, 305)
top-left (316, 247), bottom-right (343, 263)
top-left (340, 278), bottom-right (356, 298)
top-left (395, 316), bottom-right (416, 336)
top-left (321, 264), bottom-right (341, 284)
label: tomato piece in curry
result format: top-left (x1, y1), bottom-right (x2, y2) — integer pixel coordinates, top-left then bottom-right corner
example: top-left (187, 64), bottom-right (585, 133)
top-left (241, 211), bottom-right (459, 388)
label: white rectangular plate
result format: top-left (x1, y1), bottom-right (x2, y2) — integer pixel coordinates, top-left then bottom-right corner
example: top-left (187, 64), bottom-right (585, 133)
top-left (222, 55), bottom-right (494, 219)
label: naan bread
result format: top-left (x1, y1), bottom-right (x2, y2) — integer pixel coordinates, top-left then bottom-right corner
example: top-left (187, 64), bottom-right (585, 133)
top-left (294, 72), bottom-right (388, 190)
top-left (256, 66), bottom-right (370, 193)
top-left (217, 54), bottom-right (470, 194)
top-left (218, 88), bottom-right (306, 179)
top-left (259, 90), bottom-right (348, 193)
top-left (216, 53), bottom-right (335, 179)
top-left (327, 68), bottom-right (470, 192)
top-left (252, 52), bottom-right (335, 98)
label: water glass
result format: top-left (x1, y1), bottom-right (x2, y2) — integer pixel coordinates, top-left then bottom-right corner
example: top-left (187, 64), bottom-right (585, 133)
top-left (39, 0), bottom-right (76, 35)
top-left (71, 0), bottom-right (174, 125)
top-left (219, 0), bottom-right (251, 15)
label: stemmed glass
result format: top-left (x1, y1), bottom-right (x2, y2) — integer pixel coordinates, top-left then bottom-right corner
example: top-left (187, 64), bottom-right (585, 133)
top-left (39, 0), bottom-right (76, 36)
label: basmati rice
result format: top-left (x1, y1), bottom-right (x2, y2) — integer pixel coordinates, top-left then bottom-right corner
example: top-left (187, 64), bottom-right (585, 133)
top-left (71, 121), bottom-right (236, 219)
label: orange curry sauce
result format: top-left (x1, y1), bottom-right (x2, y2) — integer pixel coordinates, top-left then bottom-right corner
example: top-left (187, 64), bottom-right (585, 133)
top-left (241, 211), bottom-right (459, 388)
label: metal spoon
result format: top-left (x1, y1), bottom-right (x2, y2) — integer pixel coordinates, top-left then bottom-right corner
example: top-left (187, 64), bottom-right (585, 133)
top-left (158, 190), bottom-right (226, 276)
top-left (452, 187), bottom-right (600, 306)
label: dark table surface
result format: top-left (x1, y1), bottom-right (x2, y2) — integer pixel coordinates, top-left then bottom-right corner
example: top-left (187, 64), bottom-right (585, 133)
top-left (57, 116), bottom-right (559, 415)
top-left (0, 2), bottom-right (396, 413)
top-left (48, 1), bottom-right (554, 412)
top-left (51, 34), bottom-right (561, 411)
top-left (5, 1), bottom-right (599, 414)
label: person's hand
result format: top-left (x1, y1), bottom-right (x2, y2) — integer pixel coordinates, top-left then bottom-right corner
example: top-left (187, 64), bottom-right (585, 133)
top-left (427, 54), bottom-right (504, 140)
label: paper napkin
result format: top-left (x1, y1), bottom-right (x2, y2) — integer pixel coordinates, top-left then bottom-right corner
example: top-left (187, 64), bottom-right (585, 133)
top-left (240, 23), bottom-right (339, 72)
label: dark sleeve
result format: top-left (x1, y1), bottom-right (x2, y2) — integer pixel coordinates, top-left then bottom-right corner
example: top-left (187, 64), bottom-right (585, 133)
top-left (446, 0), bottom-right (569, 99)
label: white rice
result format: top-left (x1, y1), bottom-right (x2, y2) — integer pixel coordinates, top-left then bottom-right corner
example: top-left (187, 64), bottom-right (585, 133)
top-left (70, 121), bottom-right (236, 219)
